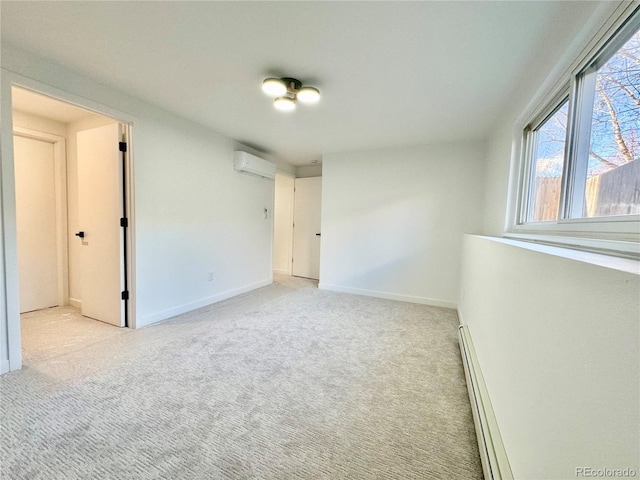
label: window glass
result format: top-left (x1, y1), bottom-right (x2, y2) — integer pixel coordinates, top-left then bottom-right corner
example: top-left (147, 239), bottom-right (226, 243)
top-left (584, 30), bottom-right (640, 217)
top-left (528, 102), bottom-right (569, 222)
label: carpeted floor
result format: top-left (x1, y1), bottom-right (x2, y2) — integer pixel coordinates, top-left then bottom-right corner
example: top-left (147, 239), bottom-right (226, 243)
top-left (1, 275), bottom-right (482, 479)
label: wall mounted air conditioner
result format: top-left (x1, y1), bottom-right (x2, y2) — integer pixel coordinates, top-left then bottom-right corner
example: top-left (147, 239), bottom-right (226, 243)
top-left (233, 151), bottom-right (276, 179)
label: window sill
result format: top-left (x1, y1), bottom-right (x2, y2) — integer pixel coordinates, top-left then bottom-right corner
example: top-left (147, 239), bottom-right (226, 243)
top-left (500, 233), bottom-right (640, 272)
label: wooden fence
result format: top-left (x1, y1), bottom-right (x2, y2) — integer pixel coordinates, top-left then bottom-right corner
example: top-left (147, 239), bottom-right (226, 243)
top-left (532, 160), bottom-right (640, 221)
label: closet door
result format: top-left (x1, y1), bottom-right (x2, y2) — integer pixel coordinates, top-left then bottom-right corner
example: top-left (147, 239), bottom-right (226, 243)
top-left (292, 177), bottom-right (322, 280)
top-left (14, 135), bottom-right (58, 313)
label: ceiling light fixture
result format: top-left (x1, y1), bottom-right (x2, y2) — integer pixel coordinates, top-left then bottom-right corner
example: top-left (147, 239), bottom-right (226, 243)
top-left (274, 96), bottom-right (296, 112)
top-left (297, 87), bottom-right (320, 104)
top-left (262, 78), bottom-right (287, 96)
top-left (262, 77), bottom-right (320, 112)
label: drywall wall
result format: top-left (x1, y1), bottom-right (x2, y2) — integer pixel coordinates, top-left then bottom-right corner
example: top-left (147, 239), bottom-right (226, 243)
top-left (459, 235), bottom-right (639, 478)
top-left (481, 2), bottom-right (618, 236)
top-left (296, 164), bottom-right (322, 178)
top-left (467, 4), bottom-right (640, 476)
top-left (273, 173), bottom-right (294, 275)
top-left (1, 45), bottom-right (289, 371)
top-left (13, 110), bottom-right (67, 137)
top-left (132, 116), bottom-right (275, 326)
top-left (483, 120), bottom-right (514, 236)
top-left (320, 142), bottom-right (484, 307)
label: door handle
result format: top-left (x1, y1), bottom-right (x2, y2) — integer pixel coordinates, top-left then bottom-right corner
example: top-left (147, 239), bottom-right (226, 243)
top-left (75, 231), bottom-right (85, 238)
top-left (315, 233), bottom-right (321, 236)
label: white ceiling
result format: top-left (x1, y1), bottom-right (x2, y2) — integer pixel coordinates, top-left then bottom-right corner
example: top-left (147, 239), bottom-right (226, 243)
top-left (1, 1), bottom-right (599, 166)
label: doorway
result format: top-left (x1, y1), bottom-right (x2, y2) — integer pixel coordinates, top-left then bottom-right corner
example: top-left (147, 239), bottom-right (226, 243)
top-left (11, 86), bottom-right (134, 363)
top-left (273, 174), bottom-right (323, 280)
top-left (13, 131), bottom-right (67, 313)
top-left (292, 176), bottom-right (322, 280)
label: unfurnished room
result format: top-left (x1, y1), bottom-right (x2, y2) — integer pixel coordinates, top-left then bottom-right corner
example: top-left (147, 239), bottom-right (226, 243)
top-left (0, 2), bottom-right (638, 479)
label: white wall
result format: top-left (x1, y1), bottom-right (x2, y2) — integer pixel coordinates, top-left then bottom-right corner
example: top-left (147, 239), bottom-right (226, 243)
top-left (133, 116), bottom-right (275, 325)
top-left (466, 3), bottom-right (640, 477)
top-left (273, 173), bottom-right (294, 275)
top-left (13, 110), bottom-right (67, 137)
top-left (320, 141), bottom-right (485, 307)
top-left (459, 235), bottom-right (639, 478)
top-left (295, 164), bottom-right (322, 178)
top-left (1, 45), bottom-right (292, 371)
top-left (481, 2), bottom-right (617, 235)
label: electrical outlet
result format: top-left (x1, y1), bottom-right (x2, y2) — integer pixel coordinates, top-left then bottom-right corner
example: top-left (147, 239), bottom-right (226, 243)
top-left (208, 272), bottom-right (214, 282)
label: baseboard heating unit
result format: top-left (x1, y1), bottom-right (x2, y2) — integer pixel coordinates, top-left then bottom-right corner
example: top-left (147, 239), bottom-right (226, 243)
top-left (458, 324), bottom-right (513, 480)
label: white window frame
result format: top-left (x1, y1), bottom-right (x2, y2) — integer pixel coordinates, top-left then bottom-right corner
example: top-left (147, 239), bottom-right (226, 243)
top-left (520, 92), bottom-right (570, 224)
top-left (508, 3), bottom-right (640, 258)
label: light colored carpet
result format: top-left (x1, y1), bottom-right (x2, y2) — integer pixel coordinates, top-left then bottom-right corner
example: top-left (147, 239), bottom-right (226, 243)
top-left (1, 275), bottom-right (482, 479)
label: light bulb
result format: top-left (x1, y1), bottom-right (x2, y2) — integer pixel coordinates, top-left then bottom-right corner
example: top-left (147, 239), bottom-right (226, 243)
top-left (262, 78), bottom-right (286, 96)
top-left (274, 97), bottom-right (296, 112)
top-left (297, 86), bottom-right (320, 104)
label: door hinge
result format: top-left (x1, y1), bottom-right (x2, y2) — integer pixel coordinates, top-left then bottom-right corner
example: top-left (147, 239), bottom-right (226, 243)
top-left (120, 217), bottom-right (128, 228)
top-left (119, 142), bottom-right (127, 152)
top-left (121, 290), bottom-right (129, 300)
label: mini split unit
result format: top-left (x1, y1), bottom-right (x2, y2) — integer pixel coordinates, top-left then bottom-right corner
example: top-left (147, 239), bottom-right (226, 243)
top-left (233, 151), bottom-right (276, 179)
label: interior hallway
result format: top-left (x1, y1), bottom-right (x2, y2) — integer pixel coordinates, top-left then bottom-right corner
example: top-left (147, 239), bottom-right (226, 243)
top-left (20, 306), bottom-right (127, 366)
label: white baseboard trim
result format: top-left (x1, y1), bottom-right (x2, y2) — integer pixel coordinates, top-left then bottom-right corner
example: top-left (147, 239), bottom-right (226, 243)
top-left (457, 321), bottom-right (513, 480)
top-left (318, 283), bottom-right (456, 309)
top-left (138, 278), bottom-right (273, 328)
top-left (69, 298), bottom-right (82, 309)
top-left (1, 359), bottom-right (10, 375)
top-left (273, 268), bottom-right (289, 275)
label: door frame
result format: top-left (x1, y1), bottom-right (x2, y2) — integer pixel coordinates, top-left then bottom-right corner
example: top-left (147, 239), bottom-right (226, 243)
top-left (13, 127), bottom-right (69, 309)
top-left (1, 72), bottom-right (138, 373)
top-left (274, 172), bottom-right (295, 276)
top-left (292, 176), bottom-right (322, 280)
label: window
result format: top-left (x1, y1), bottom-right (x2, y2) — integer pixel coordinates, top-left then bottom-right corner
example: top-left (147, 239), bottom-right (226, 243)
top-left (579, 31), bottom-right (640, 218)
top-left (526, 100), bottom-right (569, 222)
top-left (517, 9), bottom-right (640, 254)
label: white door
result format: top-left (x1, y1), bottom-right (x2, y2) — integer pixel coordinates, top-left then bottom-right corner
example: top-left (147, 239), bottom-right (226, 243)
top-left (77, 123), bottom-right (124, 326)
top-left (273, 174), bottom-right (295, 275)
top-left (292, 177), bottom-right (322, 280)
top-left (13, 135), bottom-right (58, 313)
